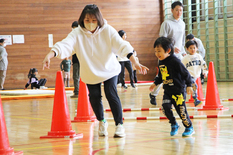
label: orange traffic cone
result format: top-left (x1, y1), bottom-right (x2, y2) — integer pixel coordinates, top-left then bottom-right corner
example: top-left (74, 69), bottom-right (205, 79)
top-left (72, 79), bottom-right (96, 122)
top-left (40, 71), bottom-right (83, 139)
top-left (200, 62), bottom-right (228, 110)
top-left (0, 96), bottom-right (23, 155)
top-left (196, 77), bottom-right (205, 101)
top-left (186, 77), bottom-right (205, 103)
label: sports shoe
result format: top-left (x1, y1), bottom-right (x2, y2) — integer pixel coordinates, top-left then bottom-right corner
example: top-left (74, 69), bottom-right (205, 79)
top-left (40, 86), bottom-right (48, 89)
top-left (131, 83), bottom-right (136, 88)
top-left (182, 126), bottom-right (195, 137)
top-left (170, 123), bottom-right (180, 136)
top-left (114, 124), bottom-right (126, 138)
top-left (99, 121), bottom-right (108, 136)
top-left (121, 85), bottom-right (127, 89)
top-left (149, 93), bottom-right (157, 105)
top-left (194, 99), bottom-right (202, 107)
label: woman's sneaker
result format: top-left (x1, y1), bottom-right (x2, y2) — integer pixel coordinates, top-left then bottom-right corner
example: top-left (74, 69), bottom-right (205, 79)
top-left (114, 124), bottom-right (126, 138)
top-left (170, 123), bottom-right (180, 136)
top-left (99, 121), bottom-right (108, 136)
top-left (182, 126), bottom-right (195, 137)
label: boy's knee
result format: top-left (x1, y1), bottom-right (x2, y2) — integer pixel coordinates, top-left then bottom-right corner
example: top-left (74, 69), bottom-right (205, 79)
top-left (162, 103), bottom-right (171, 110)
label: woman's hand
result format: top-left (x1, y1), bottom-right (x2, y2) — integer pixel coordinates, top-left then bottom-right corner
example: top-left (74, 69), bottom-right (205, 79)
top-left (42, 51), bottom-right (55, 70)
top-left (129, 55), bottom-right (149, 75)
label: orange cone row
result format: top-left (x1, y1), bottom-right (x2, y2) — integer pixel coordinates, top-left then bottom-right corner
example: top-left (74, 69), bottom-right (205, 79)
top-left (0, 63), bottom-right (228, 153)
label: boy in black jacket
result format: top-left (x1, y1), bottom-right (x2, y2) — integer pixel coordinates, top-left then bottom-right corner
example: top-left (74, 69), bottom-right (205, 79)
top-left (149, 37), bottom-right (195, 137)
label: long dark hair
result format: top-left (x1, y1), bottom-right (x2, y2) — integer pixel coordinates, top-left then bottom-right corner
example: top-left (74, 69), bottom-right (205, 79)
top-left (28, 68), bottom-right (38, 78)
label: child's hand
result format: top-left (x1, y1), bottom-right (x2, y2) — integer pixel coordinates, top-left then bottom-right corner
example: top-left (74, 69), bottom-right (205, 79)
top-left (186, 87), bottom-right (193, 94)
top-left (149, 83), bottom-right (156, 91)
top-left (203, 73), bottom-right (207, 78)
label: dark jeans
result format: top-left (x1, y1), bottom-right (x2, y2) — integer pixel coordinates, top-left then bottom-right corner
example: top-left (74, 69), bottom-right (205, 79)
top-left (119, 61), bottom-right (134, 86)
top-left (87, 75), bottom-right (123, 125)
top-left (162, 91), bottom-right (192, 128)
top-left (133, 70), bottom-right (137, 83)
top-left (73, 62), bottom-right (80, 95)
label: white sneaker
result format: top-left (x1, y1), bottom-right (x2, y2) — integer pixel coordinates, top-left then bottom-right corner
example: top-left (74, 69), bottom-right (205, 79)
top-left (99, 121), bottom-right (108, 136)
top-left (114, 124), bottom-right (126, 138)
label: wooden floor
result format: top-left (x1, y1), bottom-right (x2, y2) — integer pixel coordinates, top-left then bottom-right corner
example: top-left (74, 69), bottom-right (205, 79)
top-left (2, 82), bottom-right (233, 155)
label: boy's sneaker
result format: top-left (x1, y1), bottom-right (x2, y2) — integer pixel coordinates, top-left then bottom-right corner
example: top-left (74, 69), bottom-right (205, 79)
top-left (194, 99), bottom-right (202, 107)
top-left (149, 93), bottom-right (157, 105)
top-left (121, 85), bottom-right (127, 89)
top-left (114, 124), bottom-right (125, 138)
top-left (182, 126), bottom-right (195, 137)
top-left (170, 123), bottom-right (180, 136)
top-left (99, 121), bottom-right (108, 136)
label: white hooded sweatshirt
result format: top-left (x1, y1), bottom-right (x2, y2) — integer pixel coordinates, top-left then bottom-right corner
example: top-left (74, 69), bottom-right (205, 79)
top-left (52, 20), bottom-right (134, 84)
top-left (159, 15), bottom-right (186, 60)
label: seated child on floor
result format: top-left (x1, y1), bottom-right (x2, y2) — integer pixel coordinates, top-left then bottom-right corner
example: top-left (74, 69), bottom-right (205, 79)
top-left (24, 68), bottom-right (47, 89)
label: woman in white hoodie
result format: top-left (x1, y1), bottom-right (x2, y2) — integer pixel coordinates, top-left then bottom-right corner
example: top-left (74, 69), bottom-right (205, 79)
top-left (42, 4), bottom-right (148, 138)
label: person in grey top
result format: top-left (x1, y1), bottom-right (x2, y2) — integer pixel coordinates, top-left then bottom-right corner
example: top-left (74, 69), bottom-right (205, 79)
top-left (0, 38), bottom-right (8, 90)
top-left (149, 1), bottom-right (186, 105)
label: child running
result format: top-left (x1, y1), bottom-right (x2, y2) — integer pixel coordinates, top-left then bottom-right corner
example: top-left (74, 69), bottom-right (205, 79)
top-left (182, 40), bottom-right (208, 106)
top-left (149, 37), bottom-right (195, 137)
top-left (25, 68), bottom-right (47, 89)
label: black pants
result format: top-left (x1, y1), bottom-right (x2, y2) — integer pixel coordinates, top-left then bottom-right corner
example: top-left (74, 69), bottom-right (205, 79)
top-left (133, 70), bottom-right (137, 83)
top-left (162, 91), bottom-right (192, 128)
top-left (119, 61), bottom-right (134, 86)
top-left (31, 78), bottom-right (47, 89)
top-left (87, 76), bottom-right (123, 125)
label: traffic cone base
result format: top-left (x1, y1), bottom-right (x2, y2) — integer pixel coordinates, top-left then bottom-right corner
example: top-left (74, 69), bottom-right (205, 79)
top-left (72, 79), bottom-right (96, 122)
top-left (0, 148), bottom-right (22, 155)
top-left (198, 105), bottom-right (229, 111)
top-left (40, 131), bottom-right (83, 139)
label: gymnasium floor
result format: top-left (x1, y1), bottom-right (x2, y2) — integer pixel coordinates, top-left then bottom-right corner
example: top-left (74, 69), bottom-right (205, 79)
top-left (2, 82), bottom-right (233, 155)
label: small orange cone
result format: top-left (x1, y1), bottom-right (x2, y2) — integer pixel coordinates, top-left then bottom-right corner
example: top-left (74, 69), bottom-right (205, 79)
top-left (196, 77), bottom-right (205, 101)
top-left (186, 77), bottom-right (205, 103)
top-left (72, 79), bottom-right (96, 122)
top-left (0, 96), bottom-right (23, 155)
top-left (200, 62), bottom-right (228, 110)
top-left (40, 71), bottom-right (83, 139)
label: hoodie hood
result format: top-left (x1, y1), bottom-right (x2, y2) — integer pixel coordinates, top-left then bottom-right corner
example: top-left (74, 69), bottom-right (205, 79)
top-left (167, 15), bottom-right (182, 23)
top-left (79, 19), bottom-right (107, 56)
top-left (79, 19), bottom-right (107, 36)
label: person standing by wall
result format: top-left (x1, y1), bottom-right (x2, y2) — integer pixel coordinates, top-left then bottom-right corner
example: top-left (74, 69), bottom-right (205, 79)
top-left (70, 21), bottom-right (80, 98)
top-left (0, 38), bottom-right (8, 90)
top-left (60, 57), bottom-right (72, 87)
